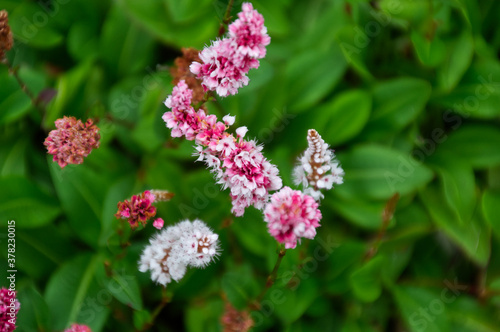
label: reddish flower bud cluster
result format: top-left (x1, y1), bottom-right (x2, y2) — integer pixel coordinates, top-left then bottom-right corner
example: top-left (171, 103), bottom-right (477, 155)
top-left (220, 301), bottom-right (254, 332)
top-left (0, 10), bottom-right (13, 59)
top-left (170, 47), bottom-right (205, 104)
top-left (115, 190), bottom-right (157, 229)
top-left (44, 116), bottom-right (100, 168)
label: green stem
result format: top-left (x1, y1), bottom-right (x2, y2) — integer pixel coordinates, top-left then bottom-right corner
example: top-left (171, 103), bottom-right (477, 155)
top-left (251, 245), bottom-right (286, 309)
top-left (139, 287), bottom-right (171, 331)
top-left (3, 58), bottom-right (40, 111)
top-left (218, 0), bottom-right (235, 37)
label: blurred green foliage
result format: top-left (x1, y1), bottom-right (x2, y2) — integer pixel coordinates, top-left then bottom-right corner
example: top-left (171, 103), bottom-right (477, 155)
top-left (1, 0), bottom-right (500, 331)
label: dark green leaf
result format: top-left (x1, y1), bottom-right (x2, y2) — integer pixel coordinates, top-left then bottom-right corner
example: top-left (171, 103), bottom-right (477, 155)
top-left (0, 176), bottom-right (61, 228)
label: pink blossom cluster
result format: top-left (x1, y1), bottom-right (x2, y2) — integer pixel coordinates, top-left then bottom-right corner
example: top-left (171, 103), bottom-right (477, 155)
top-left (44, 116), bottom-right (100, 168)
top-left (190, 2), bottom-right (270, 97)
top-left (163, 80), bottom-right (282, 216)
top-left (263, 186), bottom-right (322, 249)
top-left (64, 324), bottom-right (92, 332)
top-left (0, 288), bottom-right (19, 332)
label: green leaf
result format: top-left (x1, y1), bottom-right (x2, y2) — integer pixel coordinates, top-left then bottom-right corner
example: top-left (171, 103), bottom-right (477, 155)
top-left (432, 124), bottom-right (500, 169)
top-left (185, 299), bottom-right (224, 332)
top-left (327, 192), bottom-right (387, 229)
top-left (9, 226), bottom-right (78, 279)
top-left (482, 190), bottom-right (500, 239)
top-left (0, 176), bottom-right (61, 228)
top-left (349, 255), bottom-right (385, 302)
top-left (99, 5), bottom-right (155, 78)
top-left (95, 263), bottom-right (143, 310)
top-left (0, 66), bottom-right (32, 125)
top-left (221, 264), bottom-right (258, 310)
top-left (336, 25), bottom-right (374, 82)
top-left (9, 3), bottom-right (64, 48)
top-left (325, 241), bottom-right (366, 294)
top-left (312, 90), bottom-right (372, 146)
top-left (411, 30), bottom-right (446, 67)
top-left (48, 160), bottom-right (106, 248)
top-left (45, 254), bottom-right (110, 331)
top-left (362, 77), bottom-right (431, 139)
top-left (274, 278), bottom-right (320, 325)
top-left (438, 31), bottom-right (474, 91)
top-left (16, 285), bottom-right (52, 332)
top-left (164, 0), bottom-right (214, 23)
top-left (336, 144), bottom-right (434, 200)
top-left (133, 310), bottom-right (152, 331)
top-left (425, 157), bottom-right (476, 225)
top-left (286, 45), bottom-right (347, 113)
top-left (44, 58), bottom-right (95, 128)
top-left (448, 297), bottom-right (500, 332)
top-left (116, 0), bottom-right (218, 48)
top-left (420, 182), bottom-right (490, 266)
top-left (392, 286), bottom-right (450, 332)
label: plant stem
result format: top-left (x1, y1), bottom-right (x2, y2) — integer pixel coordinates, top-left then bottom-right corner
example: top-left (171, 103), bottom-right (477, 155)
top-left (365, 193), bottom-right (400, 261)
top-left (218, 0), bottom-right (235, 37)
top-left (250, 245), bottom-right (286, 309)
top-left (139, 287), bottom-right (171, 331)
top-left (2, 58), bottom-right (41, 111)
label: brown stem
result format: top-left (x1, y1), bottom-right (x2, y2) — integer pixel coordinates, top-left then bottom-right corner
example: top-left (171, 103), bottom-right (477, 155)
top-left (218, 0), bottom-right (235, 37)
top-left (365, 193), bottom-right (400, 261)
top-left (250, 246), bottom-right (286, 309)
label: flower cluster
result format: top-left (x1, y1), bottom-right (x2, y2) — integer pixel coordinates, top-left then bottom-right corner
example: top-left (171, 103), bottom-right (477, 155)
top-left (0, 288), bottom-right (19, 332)
top-left (293, 129), bottom-right (344, 200)
top-left (163, 80), bottom-right (282, 216)
top-left (0, 10), bottom-right (13, 59)
top-left (190, 2), bottom-right (270, 97)
top-left (115, 190), bottom-right (173, 229)
top-left (64, 324), bottom-right (92, 332)
top-left (220, 301), bottom-right (254, 332)
top-left (44, 116), bottom-right (100, 168)
top-left (263, 186), bottom-right (322, 249)
top-left (139, 219), bottom-right (220, 286)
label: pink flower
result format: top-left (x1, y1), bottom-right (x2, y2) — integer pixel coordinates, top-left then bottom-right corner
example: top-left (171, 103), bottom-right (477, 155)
top-left (0, 288), bottom-right (19, 332)
top-left (153, 218), bottom-right (164, 229)
top-left (44, 116), bottom-right (100, 168)
top-left (64, 324), bottom-right (92, 332)
top-left (264, 187), bottom-right (322, 249)
top-left (162, 83), bottom-right (282, 217)
top-left (189, 3), bottom-right (269, 97)
top-left (190, 39), bottom-right (252, 97)
top-left (115, 191), bottom-right (157, 229)
top-left (228, 2), bottom-right (270, 59)
top-left (164, 80), bottom-right (193, 110)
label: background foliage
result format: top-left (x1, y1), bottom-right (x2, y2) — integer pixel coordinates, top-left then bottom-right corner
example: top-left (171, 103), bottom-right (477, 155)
top-left (1, 0), bottom-right (500, 331)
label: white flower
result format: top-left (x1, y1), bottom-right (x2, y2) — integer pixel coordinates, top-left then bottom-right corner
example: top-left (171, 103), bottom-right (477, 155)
top-left (236, 126), bottom-right (248, 138)
top-left (138, 219), bottom-right (220, 286)
top-left (223, 114), bottom-right (236, 126)
top-left (292, 129), bottom-right (344, 200)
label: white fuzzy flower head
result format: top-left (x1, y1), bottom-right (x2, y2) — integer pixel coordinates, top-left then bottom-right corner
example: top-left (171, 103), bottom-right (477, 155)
top-left (292, 129), bottom-right (344, 200)
top-left (138, 219), bottom-right (220, 286)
